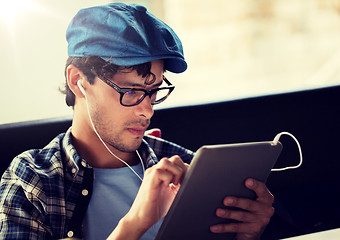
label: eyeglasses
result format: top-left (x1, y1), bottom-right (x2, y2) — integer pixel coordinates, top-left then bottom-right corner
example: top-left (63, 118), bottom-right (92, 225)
top-left (99, 75), bottom-right (175, 107)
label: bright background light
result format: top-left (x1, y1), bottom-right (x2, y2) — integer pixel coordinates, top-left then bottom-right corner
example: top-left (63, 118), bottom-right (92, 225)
top-left (0, 0), bottom-right (112, 124)
top-left (0, 0), bottom-right (36, 24)
top-left (1, 0), bottom-right (340, 125)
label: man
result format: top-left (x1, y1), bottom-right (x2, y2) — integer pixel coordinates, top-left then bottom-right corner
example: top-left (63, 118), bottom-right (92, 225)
top-left (0, 3), bottom-right (274, 240)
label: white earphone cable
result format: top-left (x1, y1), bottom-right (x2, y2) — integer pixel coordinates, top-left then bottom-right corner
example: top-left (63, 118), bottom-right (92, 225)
top-left (78, 82), bottom-right (302, 176)
top-left (271, 131), bottom-right (303, 172)
top-left (80, 82), bottom-right (145, 181)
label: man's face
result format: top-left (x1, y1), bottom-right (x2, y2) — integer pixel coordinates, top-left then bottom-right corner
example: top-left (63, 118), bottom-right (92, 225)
top-left (85, 60), bottom-right (164, 153)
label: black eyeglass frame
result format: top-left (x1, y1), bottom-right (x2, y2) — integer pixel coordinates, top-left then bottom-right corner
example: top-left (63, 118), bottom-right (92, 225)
top-left (99, 75), bottom-right (175, 107)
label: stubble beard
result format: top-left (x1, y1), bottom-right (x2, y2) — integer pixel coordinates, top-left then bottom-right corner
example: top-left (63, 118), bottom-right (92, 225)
top-left (91, 110), bottom-right (150, 153)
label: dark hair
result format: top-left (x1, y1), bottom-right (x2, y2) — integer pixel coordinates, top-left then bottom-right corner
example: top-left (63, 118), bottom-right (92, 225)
top-left (60, 56), bottom-right (154, 107)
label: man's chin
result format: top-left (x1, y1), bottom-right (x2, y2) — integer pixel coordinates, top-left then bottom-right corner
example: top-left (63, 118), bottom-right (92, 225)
top-left (121, 138), bottom-right (144, 153)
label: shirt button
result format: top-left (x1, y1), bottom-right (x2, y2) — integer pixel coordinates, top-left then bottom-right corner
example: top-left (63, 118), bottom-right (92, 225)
top-left (81, 161), bottom-right (87, 167)
top-left (71, 168), bottom-right (76, 174)
top-left (82, 189), bottom-right (89, 196)
top-left (67, 231), bottom-right (74, 237)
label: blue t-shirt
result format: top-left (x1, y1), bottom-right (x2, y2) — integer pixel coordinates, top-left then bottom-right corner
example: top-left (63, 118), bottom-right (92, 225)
top-left (83, 163), bottom-right (163, 240)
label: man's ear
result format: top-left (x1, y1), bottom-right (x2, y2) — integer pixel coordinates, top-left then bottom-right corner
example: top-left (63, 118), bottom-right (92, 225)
top-left (66, 64), bottom-right (87, 97)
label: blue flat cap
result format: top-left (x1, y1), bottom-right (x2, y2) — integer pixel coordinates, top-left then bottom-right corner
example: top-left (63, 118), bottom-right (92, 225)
top-left (66, 3), bottom-right (187, 73)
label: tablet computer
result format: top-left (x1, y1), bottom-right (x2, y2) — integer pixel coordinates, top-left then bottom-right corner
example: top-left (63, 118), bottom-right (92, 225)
top-left (155, 140), bottom-right (283, 240)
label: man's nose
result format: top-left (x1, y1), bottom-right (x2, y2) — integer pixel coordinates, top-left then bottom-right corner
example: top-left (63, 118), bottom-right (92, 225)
top-left (135, 95), bottom-right (154, 119)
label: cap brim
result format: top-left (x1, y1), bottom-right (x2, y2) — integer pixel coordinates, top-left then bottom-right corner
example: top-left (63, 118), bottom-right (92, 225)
top-left (164, 58), bottom-right (187, 73)
top-left (103, 55), bottom-right (187, 74)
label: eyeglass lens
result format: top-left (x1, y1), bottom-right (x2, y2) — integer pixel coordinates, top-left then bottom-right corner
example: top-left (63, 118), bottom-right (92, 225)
top-left (122, 88), bottom-right (171, 106)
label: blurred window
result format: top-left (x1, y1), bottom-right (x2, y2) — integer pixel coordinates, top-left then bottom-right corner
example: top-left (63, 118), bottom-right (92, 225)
top-left (1, 0), bottom-right (340, 123)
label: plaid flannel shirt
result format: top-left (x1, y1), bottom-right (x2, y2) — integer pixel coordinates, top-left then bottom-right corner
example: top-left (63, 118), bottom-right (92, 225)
top-left (0, 127), bottom-right (194, 239)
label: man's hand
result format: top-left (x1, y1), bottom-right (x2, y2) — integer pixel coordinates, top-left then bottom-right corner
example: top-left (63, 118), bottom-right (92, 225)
top-left (107, 155), bottom-right (188, 240)
top-left (210, 178), bottom-right (275, 240)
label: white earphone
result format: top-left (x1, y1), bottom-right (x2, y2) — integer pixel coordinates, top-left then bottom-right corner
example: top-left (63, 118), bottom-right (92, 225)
top-left (77, 80), bottom-right (86, 96)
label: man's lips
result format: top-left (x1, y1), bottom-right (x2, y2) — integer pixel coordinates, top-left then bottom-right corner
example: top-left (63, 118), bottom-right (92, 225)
top-left (127, 127), bottom-right (148, 136)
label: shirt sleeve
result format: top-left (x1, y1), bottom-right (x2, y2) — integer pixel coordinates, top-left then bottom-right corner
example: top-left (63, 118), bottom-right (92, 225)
top-left (0, 155), bottom-right (54, 239)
